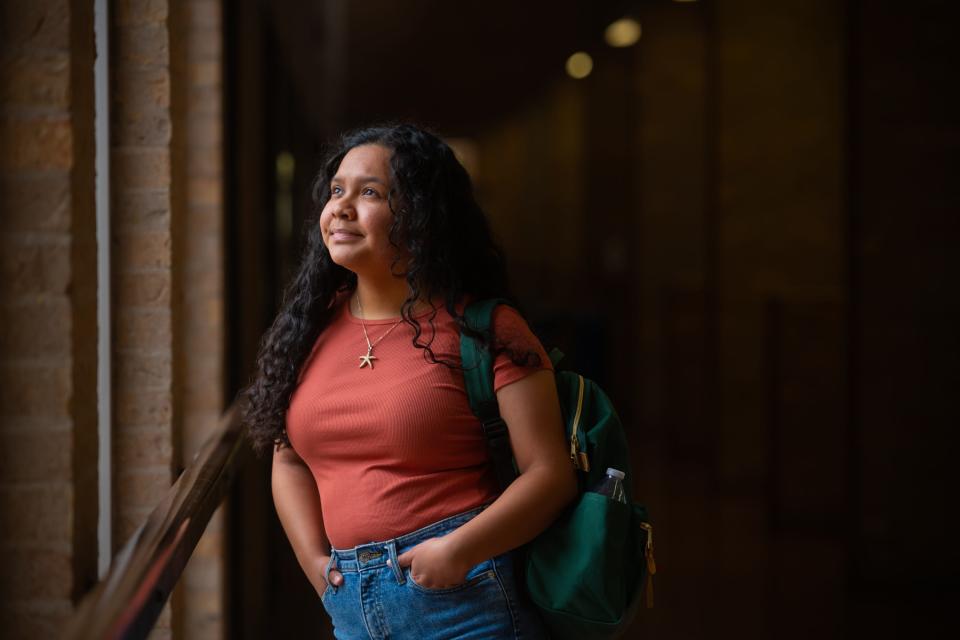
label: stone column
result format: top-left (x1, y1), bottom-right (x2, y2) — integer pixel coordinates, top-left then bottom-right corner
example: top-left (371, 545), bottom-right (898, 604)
top-left (177, 1), bottom-right (226, 638)
top-left (110, 0), bottom-right (180, 636)
top-left (0, 1), bottom-right (98, 637)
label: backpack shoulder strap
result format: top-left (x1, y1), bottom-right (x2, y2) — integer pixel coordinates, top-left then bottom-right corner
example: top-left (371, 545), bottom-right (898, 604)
top-left (461, 297), bottom-right (518, 490)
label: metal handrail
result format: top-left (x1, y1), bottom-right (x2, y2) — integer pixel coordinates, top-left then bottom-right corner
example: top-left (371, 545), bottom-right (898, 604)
top-left (64, 404), bottom-right (245, 640)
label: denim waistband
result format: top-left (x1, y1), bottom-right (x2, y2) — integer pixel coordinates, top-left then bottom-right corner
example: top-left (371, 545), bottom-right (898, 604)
top-left (328, 503), bottom-right (491, 579)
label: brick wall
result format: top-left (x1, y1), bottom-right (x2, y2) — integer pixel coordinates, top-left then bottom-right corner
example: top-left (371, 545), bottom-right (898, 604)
top-left (109, 1), bottom-right (227, 637)
top-left (177, 2), bottom-right (226, 638)
top-left (110, 1), bottom-right (179, 637)
top-left (0, 1), bottom-right (98, 638)
top-left (2, 0), bottom-right (225, 637)
top-left (110, 0), bottom-right (177, 547)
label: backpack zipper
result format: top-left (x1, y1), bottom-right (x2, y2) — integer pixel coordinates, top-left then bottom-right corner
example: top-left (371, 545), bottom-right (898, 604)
top-left (569, 375), bottom-right (590, 471)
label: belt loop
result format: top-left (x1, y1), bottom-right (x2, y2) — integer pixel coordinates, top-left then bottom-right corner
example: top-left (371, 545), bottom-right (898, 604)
top-left (385, 540), bottom-right (405, 585)
top-left (324, 549), bottom-right (339, 593)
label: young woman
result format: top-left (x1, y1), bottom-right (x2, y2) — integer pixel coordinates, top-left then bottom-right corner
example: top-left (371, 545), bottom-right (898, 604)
top-left (242, 124), bottom-right (577, 639)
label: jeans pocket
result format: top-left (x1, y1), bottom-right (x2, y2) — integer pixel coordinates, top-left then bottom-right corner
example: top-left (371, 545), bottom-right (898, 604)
top-left (320, 554), bottom-right (338, 601)
top-left (406, 558), bottom-right (497, 595)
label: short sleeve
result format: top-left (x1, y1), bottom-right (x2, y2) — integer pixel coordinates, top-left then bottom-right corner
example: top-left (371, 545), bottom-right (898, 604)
top-left (491, 305), bottom-right (553, 393)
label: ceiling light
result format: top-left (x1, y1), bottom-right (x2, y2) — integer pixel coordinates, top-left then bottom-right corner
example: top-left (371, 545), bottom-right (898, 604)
top-left (604, 18), bottom-right (641, 48)
top-left (565, 52), bottom-right (593, 79)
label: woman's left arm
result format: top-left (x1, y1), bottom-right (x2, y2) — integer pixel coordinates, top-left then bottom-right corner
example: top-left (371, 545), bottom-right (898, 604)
top-left (396, 368), bottom-right (578, 588)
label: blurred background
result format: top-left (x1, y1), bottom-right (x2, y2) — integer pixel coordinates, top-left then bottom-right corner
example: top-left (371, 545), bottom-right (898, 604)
top-left (1, 0), bottom-right (957, 638)
top-left (226, 0), bottom-right (958, 636)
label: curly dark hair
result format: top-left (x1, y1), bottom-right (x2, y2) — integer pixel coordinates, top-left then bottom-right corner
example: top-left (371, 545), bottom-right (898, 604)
top-left (240, 123), bottom-right (540, 455)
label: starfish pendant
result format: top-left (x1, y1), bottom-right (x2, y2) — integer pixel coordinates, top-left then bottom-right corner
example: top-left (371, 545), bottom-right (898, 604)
top-left (358, 347), bottom-right (377, 369)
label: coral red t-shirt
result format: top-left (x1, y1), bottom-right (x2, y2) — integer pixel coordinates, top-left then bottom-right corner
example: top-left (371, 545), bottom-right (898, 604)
top-left (285, 293), bottom-right (552, 549)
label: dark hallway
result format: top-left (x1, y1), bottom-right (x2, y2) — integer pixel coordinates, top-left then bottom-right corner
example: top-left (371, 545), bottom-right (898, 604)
top-left (222, 1), bottom-right (959, 638)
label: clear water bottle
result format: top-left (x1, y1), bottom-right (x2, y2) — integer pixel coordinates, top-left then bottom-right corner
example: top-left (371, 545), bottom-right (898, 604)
top-left (590, 468), bottom-right (627, 503)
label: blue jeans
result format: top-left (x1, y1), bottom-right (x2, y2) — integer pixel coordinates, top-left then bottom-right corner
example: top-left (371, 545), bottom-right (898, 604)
top-left (320, 505), bottom-right (547, 639)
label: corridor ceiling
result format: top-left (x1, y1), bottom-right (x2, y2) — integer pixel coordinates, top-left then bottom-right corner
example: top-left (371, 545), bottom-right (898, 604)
top-left (267, 0), bottom-right (638, 135)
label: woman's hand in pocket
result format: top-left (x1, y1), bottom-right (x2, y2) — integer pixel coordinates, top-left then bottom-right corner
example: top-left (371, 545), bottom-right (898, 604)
top-left (395, 536), bottom-right (471, 589)
top-left (311, 554), bottom-right (343, 598)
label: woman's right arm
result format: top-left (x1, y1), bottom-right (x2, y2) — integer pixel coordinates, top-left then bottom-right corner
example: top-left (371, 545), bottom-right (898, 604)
top-left (271, 444), bottom-right (342, 597)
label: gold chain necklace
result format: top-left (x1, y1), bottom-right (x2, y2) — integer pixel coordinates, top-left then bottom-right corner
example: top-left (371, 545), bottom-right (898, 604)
top-left (355, 293), bottom-right (404, 369)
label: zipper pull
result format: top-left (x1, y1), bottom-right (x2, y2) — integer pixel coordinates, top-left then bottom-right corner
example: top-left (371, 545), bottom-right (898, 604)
top-left (639, 522), bottom-right (656, 608)
top-left (569, 433), bottom-right (590, 471)
top-left (577, 451), bottom-right (591, 472)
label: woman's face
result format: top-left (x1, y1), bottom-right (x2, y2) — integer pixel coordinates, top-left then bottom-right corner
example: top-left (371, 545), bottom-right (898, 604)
top-left (319, 144), bottom-right (403, 278)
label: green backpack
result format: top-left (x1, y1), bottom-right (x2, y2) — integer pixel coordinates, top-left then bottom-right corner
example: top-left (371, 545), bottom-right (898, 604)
top-left (461, 298), bottom-right (655, 640)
